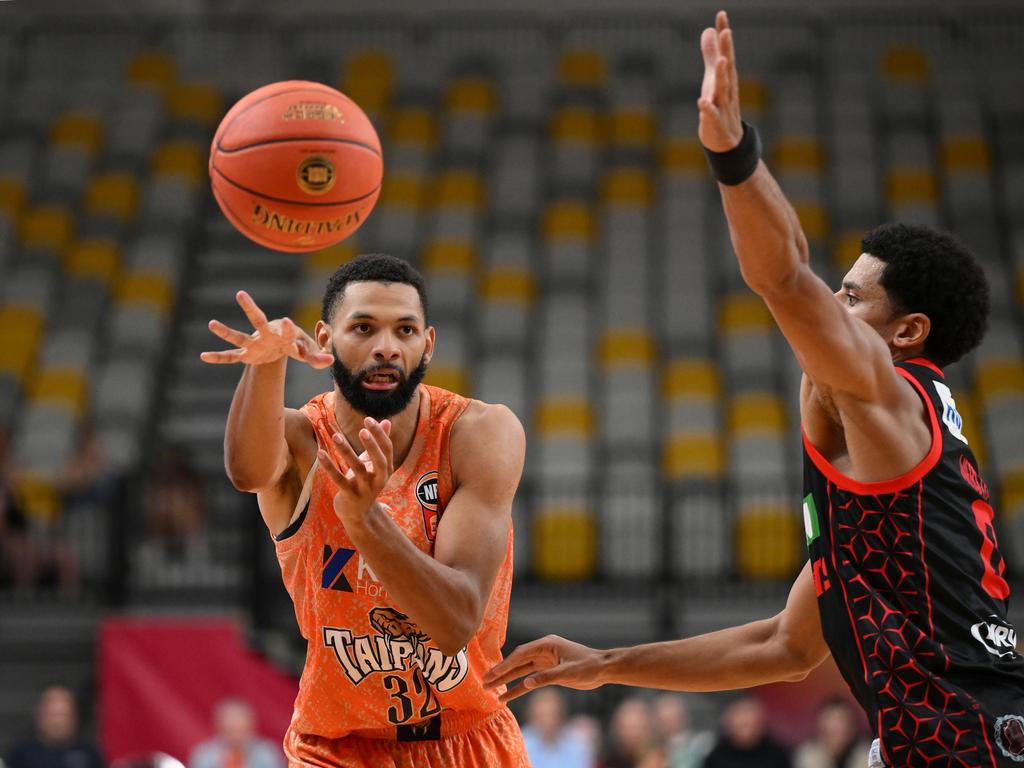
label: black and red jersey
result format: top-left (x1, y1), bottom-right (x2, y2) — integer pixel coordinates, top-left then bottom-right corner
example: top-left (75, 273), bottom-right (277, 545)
top-left (803, 358), bottom-right (1024, 767)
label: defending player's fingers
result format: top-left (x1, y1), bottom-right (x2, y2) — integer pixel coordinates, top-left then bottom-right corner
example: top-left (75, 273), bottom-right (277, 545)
top-left (333, 433), bottom-right (372, 478)
top-left (207, 319), bottom-right (250, 347)
top-left (317, 448), bottom-right (354, 488)
top-left (199, 349), bottom-right (246, 364)
top-left (364, 418), bottom-right (395, 475)
top-left (291, 338), bottom-right (335, 369)
top-left (236, 290), bottom-right (269, 330)
top-left (359, 428), bottom-right (390, 484)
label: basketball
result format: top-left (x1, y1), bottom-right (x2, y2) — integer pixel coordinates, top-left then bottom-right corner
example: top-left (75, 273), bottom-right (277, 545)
top-left (209, 81), bottom-right (383, 252)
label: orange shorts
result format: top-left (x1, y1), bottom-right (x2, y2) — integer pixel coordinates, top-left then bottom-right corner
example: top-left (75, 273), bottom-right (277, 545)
top-left (284, 708), bottom-right (530, 768)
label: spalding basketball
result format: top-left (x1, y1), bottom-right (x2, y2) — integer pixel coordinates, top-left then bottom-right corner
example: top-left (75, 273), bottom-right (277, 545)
top-left (209, 81), bottom-right (382, 252)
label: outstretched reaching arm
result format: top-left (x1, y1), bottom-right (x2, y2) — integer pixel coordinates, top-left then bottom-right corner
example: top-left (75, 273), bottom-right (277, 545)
top-left (484, 561), bottom-right (829, 702)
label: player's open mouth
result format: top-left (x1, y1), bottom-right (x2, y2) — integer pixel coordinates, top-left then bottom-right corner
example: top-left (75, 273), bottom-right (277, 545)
top-left (362, 370), bottom-right (400, 391)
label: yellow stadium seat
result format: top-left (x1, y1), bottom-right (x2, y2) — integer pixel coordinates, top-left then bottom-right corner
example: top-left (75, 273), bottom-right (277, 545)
top-left (728, 392), bottom-right (787, 435)
top-left (424, 364), bottom-right (469, 395)
top-left (793, 202), bottom-right (829, 243)
top-left (21, 205), bottom-right (73, 253)
top-left (29, 369), bottom-right (87, 414)
top-left (664, 433), bottom-right (724, 481)
top-left (660, 140), bottom-right (706, 174)
top-left (833, 231), bottom-right (864, 273)
top-left (608, 110), bottom-right (655, 149)
top-left (423, 240), bottom-right (476, 273)
top-left (65, 239), bottom-right (120, 284)
top-left (86, 172), bottom-right (138, 220)
top-left (169, 82), bottom-right (223, 125)
top-left (719, 294), bottom-right (772, 332)
top-left (390, 108), bottom-right (437, 147)
top-left (127, 51), bottom-right (176, 90)
top-left (535, 399), bottom-right (594, 437)
top-left (739, 80), bottom-right (768, 115)
top-left (887, 169), bottom-right (937, 204)
top-left (304, 242), bottom-right (357, 275)
top-left (341, 52), bottom-right (394, 115)
top-left (976, 359), bottom-right (1024, 401)
top-left (152, 140), bottom-right (204, 184)
top-left (558, 50), bottom-right (607, 89)
top-left (534, 507), bottom-right (597, 580)
top-left (14, 474), bottom-right (62, 522)
top-left (599, 329), bottom-right (655, 370)
top-left (51, 113), bottom-right (102, 156)
top-left (736, 507), bottom-right (801, 579)
top-left (773, 138), bottom-right (824, 172)
top-left (882, 46), bottom-right (930, 83)
top-left (293, 298), bottom-right (322, 333)
top-left (446, 78), bottom-right (497, 116)
top-left (116, 273), bottom-right (174, 312)
top-left (941, 137), bottom-right (991, 172)
top-left (433, 170), bottom-right (483, 208)
top-left (480, 268), bottom-right (535, 305)
top-left (662, 358), bottom-right (721, 401)
top-left (601, 168), bottom-right (652, 207)
top-left (0, 178), bottom-right (26, 220)
top-left (379, 174), bottom-right (425, 209)
top-left (550, 107), bottom-right (601, 144)
top-left (1003, 469), bottom-right (1024, 520)
top-left (543, 200), bottom-right (593, 243)
top-left (0, 312), bottom-right (43, 379)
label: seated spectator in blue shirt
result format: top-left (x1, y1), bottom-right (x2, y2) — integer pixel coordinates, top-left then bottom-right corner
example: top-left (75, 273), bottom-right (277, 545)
top-left (520, 688), bottom-right (591, 768)
top-left (188, 699), bottom-right (283, 768)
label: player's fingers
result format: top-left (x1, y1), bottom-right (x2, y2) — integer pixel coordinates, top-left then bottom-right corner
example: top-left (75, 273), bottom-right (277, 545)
top-left (333, 433), bottom-right (369, 478)
top-left (497, 682), bottom-right (533, 704)
top-left (497, 667), bottom-right (567, 704)
top-left (700, 26), bottom-right (719, 71)
top-left (359, 427), bottom-right (389, 482)
top-left (292, 339), bottom-right (335, 369)
top-left (716, 9), bottom-right (729, 32)
top-left (484, 640), bottom-right (552, 683)
top-left (364, 418), bottom-right (395, 474)
top-left (317, 448), bottom-right (352, 488)
top-left (236, 290), bottom-right (269, 330)
top-left (199, 349), bottom-right (246, 364)
top-left (483, 657), bottom-right (544, 689)
top-left (719, 27), bottom-right (735, 70)
top-left (207, 320), bottom-right (251, 346)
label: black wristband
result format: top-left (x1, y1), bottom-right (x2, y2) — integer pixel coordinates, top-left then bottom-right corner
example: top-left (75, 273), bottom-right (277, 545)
top-left (702, 121), bottom-right (762, 185)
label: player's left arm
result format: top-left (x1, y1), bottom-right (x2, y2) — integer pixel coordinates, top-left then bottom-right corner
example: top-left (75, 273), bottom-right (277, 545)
top-left (319, 404), bottom-right (524, 656)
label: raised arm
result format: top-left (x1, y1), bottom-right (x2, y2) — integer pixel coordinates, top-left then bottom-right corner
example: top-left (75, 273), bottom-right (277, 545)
top-left (485, 561), bottom-right (829, 701)
top-left (699, 12), bottom-right (904, 402)
top-left (318, 403), bottom-right (525, 656)
top-left (201, 290), bottom-right (334, 533)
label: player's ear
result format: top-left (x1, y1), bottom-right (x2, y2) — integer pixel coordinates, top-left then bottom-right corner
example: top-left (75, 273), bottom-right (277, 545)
top-left (892, 312), bottom-right (930, 353)
top-left (314, 319), bottom-right (332, 351)
top-left (423, 325), bottom-right (436, 365)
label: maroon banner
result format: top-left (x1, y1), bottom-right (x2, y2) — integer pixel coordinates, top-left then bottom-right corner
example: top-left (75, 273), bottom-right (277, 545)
top-left (99, 617), bottom-right (298, 762)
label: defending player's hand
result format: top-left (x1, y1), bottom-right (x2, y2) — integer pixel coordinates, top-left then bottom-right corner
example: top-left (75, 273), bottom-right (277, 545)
top-left (200, 290), bottom-right (334, 368)
top-left (698, 11), bottom-right (744, 152)
top-left (317, 418), bottom-right (395, 523)
top-left (482, 635), bottom-right (605, 703)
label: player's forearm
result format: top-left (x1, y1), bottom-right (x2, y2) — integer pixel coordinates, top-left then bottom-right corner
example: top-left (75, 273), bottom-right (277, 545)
top-left (719, 162), bottom-right (812, 297)
top-left (599, 618), bottom-right (811, 691)
top-left (224, 359), bottom-right (290, 491)
top-left (345, 503), bottom-right (480, 656)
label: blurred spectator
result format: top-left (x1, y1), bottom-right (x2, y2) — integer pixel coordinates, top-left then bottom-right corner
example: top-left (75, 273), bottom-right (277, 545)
top-left (136, 445), bottom-right (211, 584)
top-left (566, 713), bottom-right (602, 767)
top-left (188, 698), bottom-right (283, 768)
top-left (794, 698), bottom-right (871, 768)
top-left (520, 688), bottom-right (591, 768)
top-left (0, 429), bottom-right (34, 590)
top-left (6, 686), bottom-right (104, 768)
top-left (704, 696), bottom-right (790, 768)
top-left (605, 696), bottom-right (665, 768)
top-left (653, 693), bottom-right (713, 768)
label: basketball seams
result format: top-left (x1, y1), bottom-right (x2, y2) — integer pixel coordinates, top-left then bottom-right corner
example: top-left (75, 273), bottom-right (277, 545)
top-left (215, 137), bottom-right (381, 156)
top-left (210, 163), bottom-right (381, 208)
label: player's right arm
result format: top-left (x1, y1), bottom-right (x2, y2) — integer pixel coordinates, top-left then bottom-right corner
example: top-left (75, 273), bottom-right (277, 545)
top-left (201, 290), bottom-right (334, 534)
top-left (484, 561), bottom-right (829, 702)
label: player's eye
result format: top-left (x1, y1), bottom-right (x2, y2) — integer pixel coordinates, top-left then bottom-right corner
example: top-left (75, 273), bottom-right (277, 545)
top-left (846, 293), bottom-right (859, 306)
top-left (400, 326), bottom-right (415, 335)
top-left (353, 323), bottom-right (371, 333)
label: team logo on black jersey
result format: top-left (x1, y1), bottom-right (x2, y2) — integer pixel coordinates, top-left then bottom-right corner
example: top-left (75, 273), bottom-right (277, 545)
top-left (971, 615), bottom-right (1019, 658)
top-left (415, 471), bottom-right (440, 541)
top-left (994, 715), bottom-right (1024, 761)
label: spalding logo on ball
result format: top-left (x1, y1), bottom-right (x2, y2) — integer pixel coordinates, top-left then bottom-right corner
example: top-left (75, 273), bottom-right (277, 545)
top-left (209, 81), bottom-right (383, 252)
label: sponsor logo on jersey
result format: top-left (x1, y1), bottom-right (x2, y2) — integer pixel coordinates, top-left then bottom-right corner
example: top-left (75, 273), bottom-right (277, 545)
top-left (415, 470), bottom-right (440, 541)
top-left (322, 545), bottom-right (356, 591)
top-left (971, 615), bottom-right (1019, 658)
top-left (960, 454), bottom-right (990, 501)
top-left (994, 714), bottom-right (1024, 761)
top-left (933, 381), bottom-right (969, 445)
top-left (323, 607), bottom-right (469, 690)
top-left (803, 493), bottom-right (820, 546)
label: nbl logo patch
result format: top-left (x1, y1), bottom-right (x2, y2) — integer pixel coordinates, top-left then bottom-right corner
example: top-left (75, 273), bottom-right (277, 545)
top-left (995, 715), bottom-right (1024, 761)
top-left (415, 471), bottom-right (439, 541)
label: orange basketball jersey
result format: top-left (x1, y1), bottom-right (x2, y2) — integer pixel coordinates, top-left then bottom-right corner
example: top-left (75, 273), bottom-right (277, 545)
top-left (274, 385), bottom-right (516, 746)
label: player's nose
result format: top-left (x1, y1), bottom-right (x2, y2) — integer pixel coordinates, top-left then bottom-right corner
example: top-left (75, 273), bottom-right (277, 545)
top-left (371, 330), bottom-right (402, 361)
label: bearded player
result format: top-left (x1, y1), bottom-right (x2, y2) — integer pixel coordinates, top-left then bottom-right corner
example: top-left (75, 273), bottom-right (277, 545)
top-left (486, 12), bottom-right (1024, 767)
top-left (202, 254), bottom-right (529, 766)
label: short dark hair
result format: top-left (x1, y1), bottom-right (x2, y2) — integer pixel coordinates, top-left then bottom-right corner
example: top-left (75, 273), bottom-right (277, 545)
top-left (861, 223), bottom-right (990, 367)
top-left (321, 253), bottom-right (428, 324)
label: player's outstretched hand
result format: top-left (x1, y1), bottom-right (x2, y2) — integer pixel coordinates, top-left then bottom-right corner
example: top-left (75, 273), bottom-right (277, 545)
top-left (483, 635), bottom-right (606, 703)
top-left (200, 290), bottom-right (334, 368)
top-left (698, 10), bottom-right (744, 152)
top-left (318, 417), bottom-right (395, 523)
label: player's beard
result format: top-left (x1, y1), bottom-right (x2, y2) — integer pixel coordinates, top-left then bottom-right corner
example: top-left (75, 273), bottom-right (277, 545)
top-left (330, 347), bottom-right (428, 421)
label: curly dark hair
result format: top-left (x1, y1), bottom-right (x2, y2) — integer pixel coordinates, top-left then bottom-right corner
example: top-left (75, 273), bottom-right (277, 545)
top-left (321, 253), bottom-right (428, 324)
top-left (861, 223), bottom-right (990, 367)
